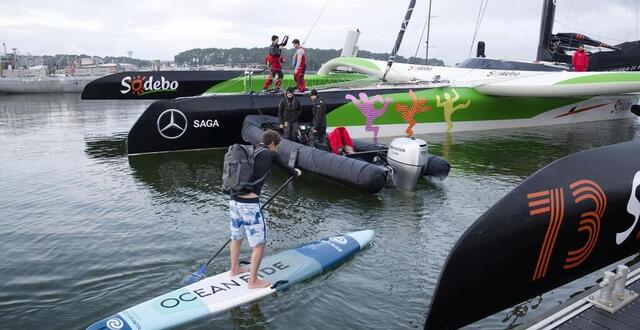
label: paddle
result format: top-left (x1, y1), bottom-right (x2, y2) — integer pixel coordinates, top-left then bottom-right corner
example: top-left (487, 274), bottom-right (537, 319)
top-left (184, 149), bottom-right (299, 285)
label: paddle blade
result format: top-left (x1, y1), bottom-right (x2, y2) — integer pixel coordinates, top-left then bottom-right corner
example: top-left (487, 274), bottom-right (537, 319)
top-left (184, 264), bottom-right (207, 285)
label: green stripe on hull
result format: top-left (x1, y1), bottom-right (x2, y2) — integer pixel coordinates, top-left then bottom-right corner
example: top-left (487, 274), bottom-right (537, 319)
top-left (327, 87), bottom-right (585, 126)
top-left (204, 73), bottom-right (375, 94)
top-left (557, 72), bottom-right (640, 85)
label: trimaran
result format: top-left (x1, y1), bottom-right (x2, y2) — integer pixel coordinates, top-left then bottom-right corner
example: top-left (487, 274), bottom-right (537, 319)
top-left (82, 0), bottom-right (640, 155)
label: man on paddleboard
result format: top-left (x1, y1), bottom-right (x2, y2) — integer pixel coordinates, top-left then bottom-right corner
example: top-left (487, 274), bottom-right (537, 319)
top-left (229, 130), bottom-right (301, 288)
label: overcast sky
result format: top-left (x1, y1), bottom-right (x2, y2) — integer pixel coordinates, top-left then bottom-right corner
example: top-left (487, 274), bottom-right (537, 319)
top-left (1, 0), bottom-right (639, 65)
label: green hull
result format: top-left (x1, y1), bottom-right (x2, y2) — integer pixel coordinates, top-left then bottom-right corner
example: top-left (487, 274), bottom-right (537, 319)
top-left (204, 72), bottom-right (375, 94)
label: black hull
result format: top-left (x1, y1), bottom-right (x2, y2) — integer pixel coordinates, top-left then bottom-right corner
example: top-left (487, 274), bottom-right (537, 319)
top-left (551, 50), bottom-right (640, 72)
top-left (126, 87), bottom-right (429, 155)
top-left (425, 139), bottom-right (640, 329)
top-left (241, 115), bottom-right (388, 193)
top-left (81, 70), bottom-right (246, 100)
top-left (536, 0), bottom-right (640, 71)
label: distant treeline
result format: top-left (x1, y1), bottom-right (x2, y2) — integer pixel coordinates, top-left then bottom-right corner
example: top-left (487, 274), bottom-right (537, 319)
top-left (2, 48), bottom-right (444, 70)
top-left (174, 47), bottom-right (445, 70)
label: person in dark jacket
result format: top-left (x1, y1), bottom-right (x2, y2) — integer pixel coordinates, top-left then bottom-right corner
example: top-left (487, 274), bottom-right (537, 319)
top-left (278, 88), bottom-right (301, 141)
top-left (308, 89), bottom-right (326, 146)
top-left (229, 130), bottom-right (301, 289)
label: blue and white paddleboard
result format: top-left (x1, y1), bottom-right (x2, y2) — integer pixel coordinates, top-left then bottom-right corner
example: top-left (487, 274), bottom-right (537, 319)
top-left (87, 230), bottom-right (374, 330)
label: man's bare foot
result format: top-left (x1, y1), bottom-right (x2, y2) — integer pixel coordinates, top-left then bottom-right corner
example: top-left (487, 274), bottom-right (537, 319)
top-left (248, 278), bottom-right (271, 289)
top-left (230, 266), bottom-right (250, 277)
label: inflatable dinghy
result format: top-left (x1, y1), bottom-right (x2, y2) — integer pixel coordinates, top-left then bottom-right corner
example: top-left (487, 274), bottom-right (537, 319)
top-left (241, 115), bottom-right (450, 193)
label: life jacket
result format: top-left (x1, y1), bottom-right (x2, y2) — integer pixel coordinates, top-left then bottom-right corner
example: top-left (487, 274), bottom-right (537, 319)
top-left (293, 47), bottom-right (307, 72)
top-left (267, 44), bottom-right (283, 70)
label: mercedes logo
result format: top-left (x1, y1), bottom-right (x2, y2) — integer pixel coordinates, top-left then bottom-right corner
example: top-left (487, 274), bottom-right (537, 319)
top-left (157, 109), bottom-right (188, 139)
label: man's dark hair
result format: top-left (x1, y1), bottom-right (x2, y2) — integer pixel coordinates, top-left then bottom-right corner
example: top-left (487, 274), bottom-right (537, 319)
top-left (271, 35), bottom-right (279, 42)
top-left (261, 130), bottom-right (281, 146)
top-left (292, 39), bottom-right (300, 45)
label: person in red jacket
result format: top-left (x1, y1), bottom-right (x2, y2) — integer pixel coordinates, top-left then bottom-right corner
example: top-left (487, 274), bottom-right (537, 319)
top-left (262, 35), bottom-right (287, 93)
top-left (327, 127), bottom-right (355, 155)
top-left (572, 44), bottom-right (589, 72)
top-left (292, 39), bottom-right (306, 92)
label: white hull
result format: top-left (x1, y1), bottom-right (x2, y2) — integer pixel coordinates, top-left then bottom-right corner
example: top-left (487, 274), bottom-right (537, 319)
top-left (0, 76), bottom-right (96, 93)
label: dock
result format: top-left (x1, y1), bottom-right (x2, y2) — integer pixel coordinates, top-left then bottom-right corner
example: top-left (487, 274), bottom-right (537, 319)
top-left (528, 263), bottom-right (640, 330)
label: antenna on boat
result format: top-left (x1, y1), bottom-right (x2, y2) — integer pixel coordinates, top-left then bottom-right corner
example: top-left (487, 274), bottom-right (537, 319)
top-left (412, 0), bottom-right (434, 65)
top-left (381, 0), bottom-right (417, 82)
top-left (425, 0), bottom-right (433, 65)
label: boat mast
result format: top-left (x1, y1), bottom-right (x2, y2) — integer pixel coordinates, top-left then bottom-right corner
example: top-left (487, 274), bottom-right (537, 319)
top-left (536, 0), bottom-right (557, 61)
top-left (381, 0), bottom-right (417, 82)
top-left (425, 0), bottom-right (432, 65)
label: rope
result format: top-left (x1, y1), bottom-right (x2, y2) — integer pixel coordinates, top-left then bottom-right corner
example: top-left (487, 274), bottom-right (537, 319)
top-left (302, 0), bottom-right (331, 45)
top-left (413, 16), bottom-right (429, 63)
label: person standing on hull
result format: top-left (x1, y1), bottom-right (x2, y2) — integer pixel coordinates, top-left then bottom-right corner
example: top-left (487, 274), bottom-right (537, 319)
top-left (291, 39), bottom-right (306, 92)
top-left (278, 87), bottom-right (302, 141)
top-left (262, 35), bottom-right (287, 93)
top-left (308, 89), bottom-right (326, 146)
top-left (572, 44), bottom-right (589, 72)
top-left (229, 130), bottom-right (301, 289)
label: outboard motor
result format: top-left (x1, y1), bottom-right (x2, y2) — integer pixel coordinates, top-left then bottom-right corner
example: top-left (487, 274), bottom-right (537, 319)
top-left (387, 137), bottom-right (429, 190)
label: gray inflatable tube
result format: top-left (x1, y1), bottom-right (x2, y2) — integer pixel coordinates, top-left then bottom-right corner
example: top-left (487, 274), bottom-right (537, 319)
top-left (241, 115), bottom-right (388, 193)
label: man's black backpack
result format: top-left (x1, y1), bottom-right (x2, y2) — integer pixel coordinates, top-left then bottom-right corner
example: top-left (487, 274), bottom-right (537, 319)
top-left (222, 144), bottom-right (267, 194)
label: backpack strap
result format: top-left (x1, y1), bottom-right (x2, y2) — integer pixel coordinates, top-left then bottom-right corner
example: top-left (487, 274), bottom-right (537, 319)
top-left (249, 145), bottom-right (269, 185)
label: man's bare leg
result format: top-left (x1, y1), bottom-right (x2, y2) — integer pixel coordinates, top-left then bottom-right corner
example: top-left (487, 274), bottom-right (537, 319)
top-left (230, 239), bottom-right (249, 276)
top-left (247, 244), bottom-right (271, 288)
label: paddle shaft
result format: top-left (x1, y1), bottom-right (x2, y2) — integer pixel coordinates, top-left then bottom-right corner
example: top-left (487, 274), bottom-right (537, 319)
top-left (203, 176), bottom-right (295, 267)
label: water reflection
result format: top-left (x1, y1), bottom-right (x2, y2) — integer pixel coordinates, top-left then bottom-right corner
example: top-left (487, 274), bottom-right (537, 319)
top-left (84, 133), bottom-right (128, 160)
top-left (127, 150), bottom-right (224, 195)
top-left (425, 118), bottom-right (639, 179)
top-left (229, 303), bottom-right (267, 329)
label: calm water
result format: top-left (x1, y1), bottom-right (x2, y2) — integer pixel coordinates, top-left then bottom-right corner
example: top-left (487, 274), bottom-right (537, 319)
top-left (0, 93), bottom-right (639, 329)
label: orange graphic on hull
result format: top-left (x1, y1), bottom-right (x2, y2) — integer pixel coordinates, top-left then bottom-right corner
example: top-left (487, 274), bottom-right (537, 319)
top-left (564, 180), bottom-right (606, 269)
top-left (130, 76), bottom-right (146, 96)
top-left (527, 179), bottom-right (607, 281)
top-left (395, 89), bottom-right (433, 136)
top-left (554, 103), bottom-right (610, 118)
top-left (528, 188), bottom-right (565, 281)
